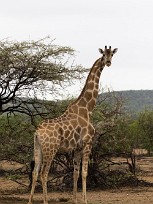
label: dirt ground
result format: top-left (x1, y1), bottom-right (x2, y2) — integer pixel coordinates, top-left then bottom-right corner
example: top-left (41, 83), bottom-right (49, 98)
top-left (1, 177), bottom-right (153, 204)
top-left (1, 157), bottom-right (153, 204)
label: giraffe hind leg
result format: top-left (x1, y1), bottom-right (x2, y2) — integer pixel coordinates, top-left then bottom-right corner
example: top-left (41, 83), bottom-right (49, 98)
top-left (40, 143), bottom-right (59, 204)
top-left (40, 154), bottom-right (56, 204)
top-left (40, 161), bottom-right (50, 204)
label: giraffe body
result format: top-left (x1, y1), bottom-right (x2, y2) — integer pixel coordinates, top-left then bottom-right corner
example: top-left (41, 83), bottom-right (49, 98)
top-left (28, 46), bottom-right (118, 204)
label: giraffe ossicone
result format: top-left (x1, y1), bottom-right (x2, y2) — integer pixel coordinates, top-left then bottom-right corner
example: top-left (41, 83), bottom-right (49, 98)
top-left (28, 46), bottom-right (118, 204)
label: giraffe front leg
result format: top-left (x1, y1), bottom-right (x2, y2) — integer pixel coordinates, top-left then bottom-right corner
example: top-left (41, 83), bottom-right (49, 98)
top-left (82, 147), bottom-right (91, 204)
top-left (73, 151), bottom-right (82, 204)
top-left (82, 161), bottom-right (88, 203)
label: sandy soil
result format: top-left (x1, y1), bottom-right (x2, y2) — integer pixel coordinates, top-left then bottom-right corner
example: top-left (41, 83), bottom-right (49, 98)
top-left (1, 156), bottom-right (153, 204)
top-left (1, 177), bottom-right (153, 204)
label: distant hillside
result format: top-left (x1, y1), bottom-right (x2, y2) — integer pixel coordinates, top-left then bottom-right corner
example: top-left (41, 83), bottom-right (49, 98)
top-left (3, 90), bottom-right (153, 117)
top-left (99, 90), bottom-right (153, 115)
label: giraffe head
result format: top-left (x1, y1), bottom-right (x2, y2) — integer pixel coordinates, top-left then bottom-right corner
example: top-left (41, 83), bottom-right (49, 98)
top-left (99, 46), bottom-right (118, 67)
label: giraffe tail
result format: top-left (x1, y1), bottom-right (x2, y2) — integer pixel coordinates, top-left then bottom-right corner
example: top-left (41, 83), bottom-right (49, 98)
top-left (29, 133), bottom-right (42, 189)
top-left (29, 160), bottom-right (35, 188)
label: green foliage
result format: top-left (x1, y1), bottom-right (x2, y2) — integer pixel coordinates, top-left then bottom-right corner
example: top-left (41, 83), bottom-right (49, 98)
top-left (112, 117), bottom-right (132, 153)
top-left (138, 110), bottom-right (153, 153)
top-left (0, 99), bottom-right (70, 165)
top-left (7, 174), bottom-right (21, 180)
top-left (0, 115), bottom-right (34, 163)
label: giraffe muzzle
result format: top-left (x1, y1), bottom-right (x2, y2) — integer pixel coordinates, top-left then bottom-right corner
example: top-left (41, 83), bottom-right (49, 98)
top-left (106, 61), bottom-right (111, 67)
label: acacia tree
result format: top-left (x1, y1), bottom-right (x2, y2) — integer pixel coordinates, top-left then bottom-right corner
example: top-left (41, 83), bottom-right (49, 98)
top-left (0, 37), bottom-right (85, 118)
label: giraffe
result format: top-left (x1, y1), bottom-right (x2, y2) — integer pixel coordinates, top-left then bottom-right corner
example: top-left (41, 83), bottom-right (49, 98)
top-left (28, 46), bottom-right (118, 204)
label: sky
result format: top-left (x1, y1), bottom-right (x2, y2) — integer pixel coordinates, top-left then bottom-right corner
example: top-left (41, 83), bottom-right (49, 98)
top-left (1, 0), bottom-right (153, 98)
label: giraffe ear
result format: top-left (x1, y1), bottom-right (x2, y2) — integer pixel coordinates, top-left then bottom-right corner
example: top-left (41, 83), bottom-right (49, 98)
top-left (99, 48), bottom-right (104, 54)
top-left (113, 48), bottom-right (118, 54)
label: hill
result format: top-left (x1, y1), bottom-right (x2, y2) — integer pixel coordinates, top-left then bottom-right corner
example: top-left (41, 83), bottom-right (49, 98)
top-left (99, 90), bottom-right (153, 115)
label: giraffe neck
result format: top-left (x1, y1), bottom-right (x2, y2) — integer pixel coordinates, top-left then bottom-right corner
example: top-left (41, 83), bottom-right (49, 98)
top-left (75, 58), bottom-right (105, 112)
